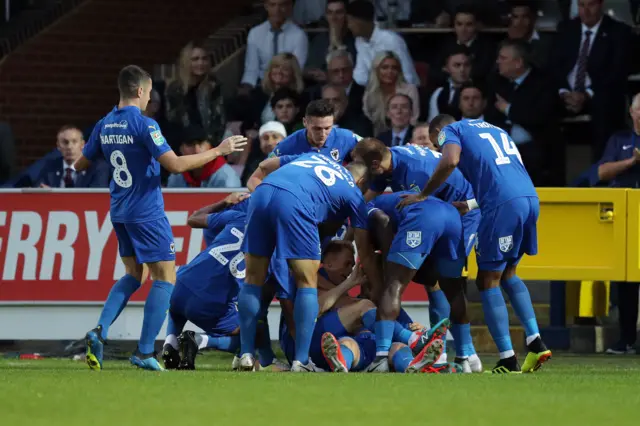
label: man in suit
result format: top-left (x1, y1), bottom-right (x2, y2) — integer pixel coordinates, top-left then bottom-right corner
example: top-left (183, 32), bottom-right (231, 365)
top-left (487, 39), bottom-right (558, 185)
top-left (427, 45), bottom-right (472, 122)
top-left (507, 1), bottom-right (552, 70)
top-left (321, 83), bottom-right (373, 137)
top-left (550, 0), bottom-right (633, 161)
top-left (37, 125), bottom-right (109, 188)
top-left (458, 81), bottom-right (489, 120)
top-left (432, 5), bottom-right (498, 86)
top-left (376, 93), bottom-right (414, 146)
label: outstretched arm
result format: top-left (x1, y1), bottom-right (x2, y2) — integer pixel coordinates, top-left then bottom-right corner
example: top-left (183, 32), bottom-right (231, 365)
top-left (247, 157), bottom-right (282, 192)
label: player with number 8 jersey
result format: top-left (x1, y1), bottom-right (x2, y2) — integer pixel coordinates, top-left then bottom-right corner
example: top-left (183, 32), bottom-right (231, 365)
top-left (74, 65), bottom-right (247, 372)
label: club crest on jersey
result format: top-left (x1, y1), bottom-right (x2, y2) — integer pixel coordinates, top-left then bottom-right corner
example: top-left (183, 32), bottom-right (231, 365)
top-left (150, 130), bottom-right (164, 146)
top-left (499, 236), bottom-right (513, 253)
top-left (170, 242), bottom-right (175, 254)
top-left (406, 231), bottom-right (422, 248)
top-left (437, 131), bottom-right (446, 145)
top-left (330, 149), bottom-right (340, 161)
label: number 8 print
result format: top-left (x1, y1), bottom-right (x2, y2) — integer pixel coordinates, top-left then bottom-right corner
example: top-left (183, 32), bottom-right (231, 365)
top-left (110, 150), bottom-right (133, 188)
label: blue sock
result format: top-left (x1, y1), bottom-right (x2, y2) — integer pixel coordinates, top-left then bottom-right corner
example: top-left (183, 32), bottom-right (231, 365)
top-left (481, 287), bottom-right (513, 354)
top-left (238, 283), bottom-right (263, 356)
top-left (393, 322), bottom-right (414, 344)
top-left (257, 319), bottom-right (277, 366)
top-left (374, 320), bottom-right (395, 355)
top-left (392, 346), bottom-right (414, 372)
top-left (97, 274), bottom-right (141, 339)
top-left (204, 335), bottom-right (240, 353)
top-left (138, 280), bottom-right (173, 355)
top-left (166, 313), bottom-right (186, 337)
top-left (451, 323), bottom-right (476, 357)
top-left (293, 288), bottom-right (319, 364)
top-left (428, 289), bottom-right (451, 325)
top-left (501, 276), bottom-right (539, 338)
top-left (362, 308), bottom-right (376, 330)
top-left (341, 345), bottom-right (354, 370)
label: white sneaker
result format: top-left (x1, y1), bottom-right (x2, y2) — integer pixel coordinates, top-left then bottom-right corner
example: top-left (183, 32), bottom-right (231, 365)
top-left (468, 354), bottom-right (483, 373)
top-left (365, 356), bottom-right (390, 373)
top-left (257, 358), bottom-right (291, 372)
top-left (231, 355), bottom-right (241, 371)
top-left (456, 358), bottom-right (472, 373)
top-left (291, 360), bottom-right (323, 372)
top-left (238, 353), bottom-right (256, 371)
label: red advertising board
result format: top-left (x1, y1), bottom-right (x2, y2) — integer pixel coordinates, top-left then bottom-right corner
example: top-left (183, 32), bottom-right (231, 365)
top-left (0, 190), bottom-right (429, 303)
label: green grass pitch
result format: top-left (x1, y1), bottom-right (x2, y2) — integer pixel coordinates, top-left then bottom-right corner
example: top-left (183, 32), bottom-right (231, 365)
top-left (1, 352), bottom-right (639, 426)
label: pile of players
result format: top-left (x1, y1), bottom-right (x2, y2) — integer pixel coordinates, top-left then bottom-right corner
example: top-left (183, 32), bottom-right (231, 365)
top-left (79, 65), bottom-right (551, 374)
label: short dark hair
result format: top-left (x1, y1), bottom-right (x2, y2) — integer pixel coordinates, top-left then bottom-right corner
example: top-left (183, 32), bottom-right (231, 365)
top-left (351, 137), bottom-right (388, 168)
top-left (459, 81), bottom-right (487, 99)
top-left (57, 124), bottom-right (82, 136)
top-left (118, 65), bottom-right (151, 99)
top-left (445, 44), bottom-right (471, 62)
top-left (346, 0), bottom-right (375, 21)
top-left (180, 126), bottom-right (209, 146)
top-left (305, 99), bottom-right (335, 118)
top-left (454, 4), bottom-right (478, 20)
top-left (271, 88), bottom-right (300, 109)
top-left (327, 0), bottom-right (347, 8)
top-left (499, 38), bottom-right (532, 67)
top-left (510, 0), bottom-right (539, 15)
top-left (322, 240), bottom-right (355, 262)
top-left (429, 114), bottom-right (456, 134)
top-left (387, 93), bottom-right (413, 111)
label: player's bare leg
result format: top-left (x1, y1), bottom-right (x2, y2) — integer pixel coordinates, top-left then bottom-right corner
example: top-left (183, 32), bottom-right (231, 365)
top-left (477, 270), bottom-right (521, 373)
top-left (128, 260), bottom-right (175, 371)
top-left (288, 258), bottom-right (323, 372)
top-left (336, 298), bottom-right (377, 333)
top-left (237, 253), bottom-right (270, 371)
top-left (85, 256), bottom-right (147, 371)
top-left (501, 263), bottom-right (551, 372)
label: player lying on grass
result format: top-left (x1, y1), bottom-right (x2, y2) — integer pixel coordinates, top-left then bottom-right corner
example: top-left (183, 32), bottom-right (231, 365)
top-left (161, 195), bottom-right (285, 371)
top-left (367, 197), bottom-right (482, 373)
top-left (279, 239), bottom-right (450, 373)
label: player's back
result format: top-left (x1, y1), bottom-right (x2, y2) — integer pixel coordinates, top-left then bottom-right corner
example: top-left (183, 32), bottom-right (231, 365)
top-left (84, 106), bottom-right (170, 223)
top-left (271, 128), bottom-right (359, 162)
top-left (440, 119), bottom-right (537, 210)
top-left (203, 198), bottom-right (250, 246)
top-left (375, 145), bottom-right (474, 203)
top-left (178, 211), bottom-right (246, 304)
top-left (265, 153), bottom-right (363, 223)
top-left (369, 191), bottom-right (453, 229)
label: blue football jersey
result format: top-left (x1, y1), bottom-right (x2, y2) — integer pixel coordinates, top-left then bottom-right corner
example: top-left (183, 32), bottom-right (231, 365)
top-left (265, 153), bottom-right (368, 229)
top-left (203, 199), bottom-right (250, 246)
top-left (270, 128), bottom-right (360, 162)
top-left (178, 211), bottom-right (247, 304)
top-left (369, 145), bottom-right (474, 203)
top-left (83, 106), bottom-right (171, 223)
top-left (440, 119), bottom-right (537, 209)
top-left (367, 191), bottom-right (452, 228)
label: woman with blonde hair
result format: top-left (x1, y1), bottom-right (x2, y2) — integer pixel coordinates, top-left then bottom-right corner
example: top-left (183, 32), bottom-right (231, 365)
top-left (363, 51), bottom-right (419, 134)
top-left (165, 40), bottom-right (227, 146)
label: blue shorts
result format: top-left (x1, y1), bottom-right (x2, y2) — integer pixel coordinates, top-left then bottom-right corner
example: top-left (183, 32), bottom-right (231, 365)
top-left (388, 209), bottom-right (462, 270)
top-left (113, 216), bottom-right (175, 263)
top-left (243, 184), bottom-right (321, 260)
top-left (476, 196), bottom-right (539, 272)
top-left (169, 280), bottom-right (239, 337)
top-left (267, 256), bottom-right (296, 300)
top-left (351, 331), bottom-right (376, 372)
top-left (309, 311), bottom-right (348, 370)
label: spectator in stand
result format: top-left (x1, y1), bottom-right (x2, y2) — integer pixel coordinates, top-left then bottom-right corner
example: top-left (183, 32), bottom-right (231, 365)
top-left (411, 0), bottom-right (506, 27)
top-left (363, 51), bottom-right (419, 134)
top-left (346, 0), bottom-right (419, 87)
top-left (409, 123), bottom-right (435, 149)
top-left (305, 0), bottom-right (357, 85)
top-left (144, 89), bottom-right (162, 119)
top-left (376, 93), bottom-right (415, 146)
top-left (165, 41), bottom-right (227, 149)
top-left (240, 0), bottom-right (308, 91)
top-left (293, 0), bottom-right (327, 26)
top-left (596, 93), bottom-right (640, 355)
top-left (432, 5), bottom-right (497, 86)
top-left (167, 126), bottom-right (241, 189)
top-left (321, 83), bottom-right (373, 137)
top-left (241, 53), bottom-right (306, 132)
top-left (241, 121), bottom-right (287, 186)
top-left (374, 0), bottom-right (412, 24)
top-left (507, 1), bottom-right (551, 70)
top-left (550, 0), bottom-right (632, 161)
top-left (37, 125), bottom-right (108, 188)
top-left (458, 81), bottom-right (488, 119)
top-left (271, 88), bottom-right (304, 134)
top-left (427, 45), bottom-right (472, 122)
top-left (487, 39), bottom-right (557, 185)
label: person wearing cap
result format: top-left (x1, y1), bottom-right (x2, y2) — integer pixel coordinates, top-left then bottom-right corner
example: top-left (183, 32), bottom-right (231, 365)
top-left (167, 126), bottom-right (242, 188)
top-left (346, 0), bottom-right (419, 87)
top-left (241, 121), bottom-right (287, 186)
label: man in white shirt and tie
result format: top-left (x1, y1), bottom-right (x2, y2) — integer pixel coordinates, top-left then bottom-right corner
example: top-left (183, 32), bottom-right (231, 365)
top-left (345, 0), bottom-right (419, 87)
top-left (240, 0), bottom-right (309, 91)
top-left (376, 93), bottom-right (414, 146)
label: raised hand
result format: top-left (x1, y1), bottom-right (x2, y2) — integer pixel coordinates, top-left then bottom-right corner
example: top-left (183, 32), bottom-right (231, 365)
top-left (217, 135), bottom-right (248, 156)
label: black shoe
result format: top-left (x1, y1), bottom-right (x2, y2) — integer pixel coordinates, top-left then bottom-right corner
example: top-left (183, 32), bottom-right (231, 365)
top-left (490, 356), bottom-right (521, 374)
top-left (526, 336), bottom-right (548, 354)
top-left (178, 331), bottom-right (198, 370)
top-left (161, 344), bottom-right (181, 370)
